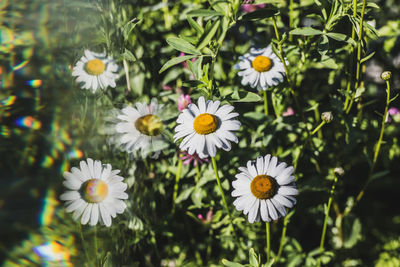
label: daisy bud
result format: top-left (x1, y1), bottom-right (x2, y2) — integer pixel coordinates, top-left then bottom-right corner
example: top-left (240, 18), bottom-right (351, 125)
top-left (381, 71), bottom-right (391, 81)
top-left (334, 167), bottom-right (345, 176)
top-left (321, 112), bottom-right (333, 123)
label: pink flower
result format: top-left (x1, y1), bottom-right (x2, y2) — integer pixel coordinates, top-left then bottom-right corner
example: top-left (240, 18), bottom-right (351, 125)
top-left (241, 3), bottom-right (266, 13)
top-left (387, 107), bottom-right (400, 123)
top-left (178, 94), bottom-right (191, 111)
top-left (162, 84), bottom-right (173, 91)
top-left (180, 151), bottom-right (209, 166)
top-left (179, 52), bottom-right (197, 69)
top-left (197, 209), bottom-right (213, 223)
top-left (282, 107), bottom-right (295, 117)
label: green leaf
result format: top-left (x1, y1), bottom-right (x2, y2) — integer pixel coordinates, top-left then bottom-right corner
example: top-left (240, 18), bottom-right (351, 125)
top-left (187, 9), bottom-right (223, 17)
top-left (221, 259), bottom-right (245, 267)
top-left (241, 7), bottom-right (279, 21)
top-left (182, 80), bottom-right (206, 88)
top-left (360, 51), bottom-right (376, 63)
top-left (159, 55), bottom-right (197, 73)
top-left (166, 37), bottom-right (201, 55)
top-left (289, 27), bottom-right (323, 36)
top-left (370, 170), bottom-right (390, 181)
top-left (187, 16), bottom-right (204, 34)
top-left (249, 248), bottom-right (259, 267)
top-left (318, 35), bottom-right (329, 57)
top-left (197, 19), bottom-right (221, 50)
top-left (230, 90), bottom-right (262, 102)
top-left (122, 48), bottom-right (136, 62)
top-left (325, 32), bottom-right (356, 45)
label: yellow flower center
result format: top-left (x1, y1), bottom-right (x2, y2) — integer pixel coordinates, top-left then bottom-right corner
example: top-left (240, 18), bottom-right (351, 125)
top-left (193, 113), bottom-right (218, 135)
top-left (250, 175), bottom-right (276, 199)
top-left (85, 59), bottom-right (106, 75)
top-left (135, 114), bottom-right (163, 136)
top-left (252, 56), bottom-right (272, 72)
top-left (83, 179), bottom-right (108, 203)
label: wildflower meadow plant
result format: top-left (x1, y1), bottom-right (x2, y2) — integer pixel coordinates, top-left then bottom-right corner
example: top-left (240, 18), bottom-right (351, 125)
top-left (4, 1), bottom-right (400, 267)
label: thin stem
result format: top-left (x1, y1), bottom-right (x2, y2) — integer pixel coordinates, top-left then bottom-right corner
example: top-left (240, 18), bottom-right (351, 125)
top-left (271, 16), bottom-right (291, 84)
top-left (349, 80), bottom-right (391, 210)
top-left (317, 173), bottom-right (339, 267)
top-left (276, 214), bottom-right (289, 262)
top-left (172, 159), bottom-right (183, 214)
top-left (195, 164), bottom-right (201, 183)
top-left (94, 226), bottom-right (99, 267)
top-left (344, 0), bottom-right (358, 110)
top-left (346, 0), bottom-right (367, 114)
top-left (311, 121), bottom-right (326, 136)
top-left (266, 222), bottom-right (271, 263)
top-left (263, 90), bottom-right (269, 116)
top-left (78, 223), bottom-right (91, 266)
top-left (211, 156), bottom-right (240, 247)
top-left (123, 59), bottom-right (131, 91)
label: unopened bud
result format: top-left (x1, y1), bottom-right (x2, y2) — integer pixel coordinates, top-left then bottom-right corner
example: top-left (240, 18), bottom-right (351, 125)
top-left (334, 167), bottom-right (344, 176)
top-left (321, 112), bottom-right (333, 123)
top-left (381, 71), bottom-right (391, 81)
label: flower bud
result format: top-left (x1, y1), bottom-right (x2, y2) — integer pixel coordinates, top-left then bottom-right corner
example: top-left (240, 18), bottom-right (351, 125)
top-left (334, 167), bottom-right (344, 176)
top-left (321, 111), bottom-right (333, 123)
top-left (381, 71), bottom-right (392, 81)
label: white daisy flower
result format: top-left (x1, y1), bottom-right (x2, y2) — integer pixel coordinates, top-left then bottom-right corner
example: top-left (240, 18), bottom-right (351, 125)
top-left (60, 158), bottom-right (128, 227)
top-left (174, 96), bottom-right (241, 158)
top-left (231, 154), bottom-right (298, 223)
top-left (72, 49), bottom-right (119, 92)
top-left (113, 98), bottom-right (165, 157)
top-left (234, 45), bottom-right (286, 91)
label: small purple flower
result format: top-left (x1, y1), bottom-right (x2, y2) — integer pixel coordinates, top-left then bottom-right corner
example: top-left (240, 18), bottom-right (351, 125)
top-left (387, 107), bottom-right (400, 123)
top-left (178, 94), bottom-right (191, 111)
top-left (241, 3), bottom-right (266, 13)
top-left (180, 151), bottom-right (209, 166)
top-left (282, 107), bottom-right (294, 117)
top-left (197, 209), bottom-right (213, 223)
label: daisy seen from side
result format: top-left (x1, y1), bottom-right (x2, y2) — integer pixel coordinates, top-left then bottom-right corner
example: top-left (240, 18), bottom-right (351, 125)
top-left (234, 45), bottom-right (286, 91)
top-left (231, 154), bottom-right (298, 223)
top-left (113, 98), bottom-right (165, 157)
top-left (174, 96), bottom-right (241, 158)
top-left (60, 158), bottom-right (128, 227)
top-left (72, 49), bottom-right (119, 92)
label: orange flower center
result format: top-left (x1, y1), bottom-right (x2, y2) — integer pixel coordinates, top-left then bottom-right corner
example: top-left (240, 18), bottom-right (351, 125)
top-left (250, 175), bottom-right (276, 199)
top-left (193, 113), bottom-right (218, 135)
top-left (85, 59), bottom-right (106, 75)
top-left (135, 114), bottom-right (163, 136)
top-left (252, 56), bottom-right (272, 72)
top-left (83, 179), bottom-right (108, 203)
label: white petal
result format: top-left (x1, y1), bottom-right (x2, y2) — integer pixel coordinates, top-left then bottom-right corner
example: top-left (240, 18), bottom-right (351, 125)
top-left (260, 200), bottom-right (270, 222)
top-left (94, 160), bottom-right (102, 178)
top-left (256, 156), bottom-right (264, 175)
top-left (79, 160), bottom-right (92, 180)
top-left (72, 200), bottom-right (87, 221)
top-left (81, 203), bottom-right (92, 225)
top-left (60, 191), bottom-right (80, 201)
top-left (65, 198), bottom-right (84, 213)
top-left (99, 203), bottom-right (112, 227)
top-left (248, 199), bottom-right (260, 223)
top-left (266, 156), bottom-right (278, 176)
top-left (247, 161), bottom-right (257, 178)
top-left (273, 194), bottom-right (294, 208)
top-left (271, 198), bottom-right (287, 217)
top-left (276, 167), bottom-right (295, 185)
top-left (89, 204), bottom-right (99, 226)
top-left (278, 186), bottom-right (299, 196)
top-left (271, 162), bottom-right (287, 178)
top-left (266, 199), bottom-right (278, 221)
top-left (198, 97), bottom-right (206, 113)
top-left (63, 178), bottom-right (81, 190)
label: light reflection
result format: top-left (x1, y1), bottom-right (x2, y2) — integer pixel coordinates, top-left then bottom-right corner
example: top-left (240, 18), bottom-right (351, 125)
top-left (15, 116), bottom-right (42, 130)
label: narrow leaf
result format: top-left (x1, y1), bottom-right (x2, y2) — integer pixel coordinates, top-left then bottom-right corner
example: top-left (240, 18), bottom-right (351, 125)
top-left (187, 16), bottom-right (204, 34)
top-left (159, 55), bottom-right (197, 73)
top-left (197, 19), bottom-right (221, 50)
top-left (289, 27), bottom-right (323, 36)
top-left (325, 32), bottom-right (356, 45)
top-left (166, 37), bottom-right (201, 55)
top-left (187, 9), bottom-right (223, 17)
top-left (360, 51), bottom-right (376, 63)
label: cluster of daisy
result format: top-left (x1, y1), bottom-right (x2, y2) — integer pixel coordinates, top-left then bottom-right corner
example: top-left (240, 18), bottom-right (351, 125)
top-left (63, 41), bottom-right (295, 226)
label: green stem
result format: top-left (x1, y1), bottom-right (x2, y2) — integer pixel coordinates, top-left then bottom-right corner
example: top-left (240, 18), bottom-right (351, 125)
top-left (123, 59), bottom-right (131, 91)
top-left (78, 223), bottom-right (91, 266)
top-left (266, 222), bottom-right (271, 263)
top-left (263, 90), bottom-right (269, 116)
top-left (345, 0), bottom-right (367, 114)
top-left (211, 156), bottom-right (240, 247)
top-left (94, 225), bottom-right (99, 267)
top-left (350, 80), bottom-right (391, 210)
top-left (276, 214), bottom-right (289, 262)
top-left (195, 164), bottom-right (201, 183)
top-left (172, 159), bottom-right (183, 214)
top-left (317, 173), bottom-right (338, 267)
top-left (311, 121), bottom-right (326, 136)
top-left (271, 16), bottom-right (291, 84)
